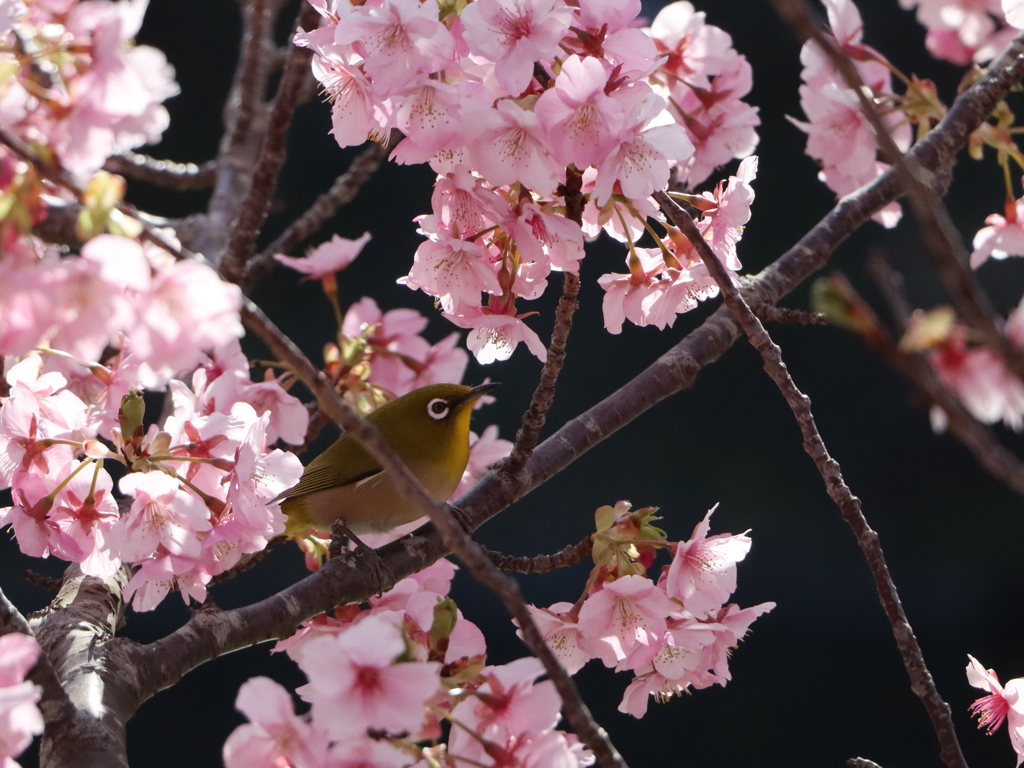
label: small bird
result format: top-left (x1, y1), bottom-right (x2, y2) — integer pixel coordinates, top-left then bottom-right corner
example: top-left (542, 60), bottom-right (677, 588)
top-left (278, 383), bottom-right (498, 537)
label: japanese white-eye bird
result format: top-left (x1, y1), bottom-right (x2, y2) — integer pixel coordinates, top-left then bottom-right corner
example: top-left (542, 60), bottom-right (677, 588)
top-left (277, 383), bottom-right (498, 537)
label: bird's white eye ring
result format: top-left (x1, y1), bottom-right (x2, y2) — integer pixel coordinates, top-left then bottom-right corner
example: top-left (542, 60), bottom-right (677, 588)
top-left (427, 398), bottom-right (450, 420)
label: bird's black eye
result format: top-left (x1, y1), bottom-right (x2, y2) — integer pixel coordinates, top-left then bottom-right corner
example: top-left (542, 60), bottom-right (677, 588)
top-left (427, 398), bottom-right (450, 420)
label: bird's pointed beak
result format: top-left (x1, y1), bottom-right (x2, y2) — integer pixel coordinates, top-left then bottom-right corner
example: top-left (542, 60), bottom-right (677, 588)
top-left (458, 382), bottom-right (500, 408)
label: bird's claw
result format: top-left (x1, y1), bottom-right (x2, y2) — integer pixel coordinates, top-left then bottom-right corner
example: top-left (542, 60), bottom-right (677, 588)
top-left (328, 519), bottom-right (396, 596)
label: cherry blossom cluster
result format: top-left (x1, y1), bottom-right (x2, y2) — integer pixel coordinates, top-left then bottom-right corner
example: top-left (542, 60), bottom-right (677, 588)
top-left (967, 655), bottom-right (1024, 766)
top-left (793, 0), bottom-right (917, 228)
top-left (901, 0), bottom-right (1019, 65)
top-left (0, 633), bottom-right (43, 768)
top-left (524, 501), bottom-right (773, 717)
top-left (0, 0), bottom-right (179, 179)
top-left (0, 227), bottom-right (512, 605)
top-left (598, 155), bottom-right (756, 333)
top-left (0, 233), bottom-right (244, 388)
top-left (224, 559), bottom-right (593, 768)
top-left (299, 0), bottom-right (761, 359)
top-left (0, 334), bottom-right (312, 610)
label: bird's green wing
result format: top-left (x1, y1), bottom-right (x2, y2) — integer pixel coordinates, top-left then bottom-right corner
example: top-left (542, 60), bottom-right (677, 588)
top-left (275, 433), bottom-right (382, 501)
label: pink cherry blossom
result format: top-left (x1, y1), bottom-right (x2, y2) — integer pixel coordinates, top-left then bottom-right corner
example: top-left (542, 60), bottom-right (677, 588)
top-left (519, 603), bottom-right (590, 675)
top-left (929, 333), bottom-right (1024, 431)
top-left (312, 55), bottom-right (389, 149)
top-left (113, 471), bottom-right (212, 562)
top-left (456, 308), bottom-right (549, 364)
top-left (447, 657), bottom-right (562, 764)
top-left (800, 0), bottom-right (892, 93)
top-left (0, 633), bottom-right (43, 768)
top-left (668, 55), bottom-right (761, 186)
top-left (511, 202), bottom-right (585, 274)
top-left (596, 247), bottom-right (667, 334)
top-left (334, 0), bottom-right (454, 95)
top-left (690, 601), bottom-right (775, 687)
top-left (1006, 0), bottom-right (1024, 27)
top-left (340, 297), bottom-right (466, 396)
top-left (900, 0), bottom-right (1005, 63)
top-left (298, 613), bottom-right (441, 740)
top-left (274, 232), bottom-right (371, 279)
top-left (464, 100), bottom-right (561, 196)
top-left (50, 460), bottom-right (120, 577)
top-left (225, 409), bottom-right (303, 536)
top-left (692, 155), bottom-right (758, 271)
top-left (534, 54), bottom-right (626, 169)
top-left (967, 655), bottom-right (1024, 765)
top-left (648, 1), bottom-right (737, 87)
top-left (223, 677), bottom-right (329, 768)
top-left (123, 551), bottom-right (206, 611)
top-left (132, 259), bottom-right (244, 387)
top-left (663, 505), bottom-right (751, 618)
top-left (459, 0), bottom-right (574, 96)
top-left (0, 385), bottom-right (78, 487)
top-left (576, 574), bottom-right (678, 670)
top-left (971, 198), bottom-right (1024, 268)
top-left (403, 232), bottom-right (502, 314)
top-left (592, 86), bottom-right (694, 206)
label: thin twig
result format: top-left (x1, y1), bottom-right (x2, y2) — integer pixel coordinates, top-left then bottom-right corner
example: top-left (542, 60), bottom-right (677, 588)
top-left (245, 142), bottom-right (389, 286)
top-left (239, 298), bottom-right (627, 768)
top-left (24, 570), bottom-right (63, 592)
top-left (771, 0), bottom-right (1024, 386)
top-left (480, 535), bottom-right (593, 574)
top-left (867, 252), bottom-right (913, 334)
top-left (102, 152), bottom-right (217, 190)
top-left (221, 3), bottom-right (319, 283)
top-left (758, 306), bottom-right (828, 325)
top-left (656, 190), bottom-right (969, 768)
top-left (504, 167), bottom-right (585, 474)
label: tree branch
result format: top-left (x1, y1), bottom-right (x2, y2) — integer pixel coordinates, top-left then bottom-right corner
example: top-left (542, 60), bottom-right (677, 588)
top-left (504, 167), bottom-right (585, 474)
top-left (656, 190), bottom-right (968, 768)
top-left (103, 152), bottom-right (217, 190)
top-left (480, 535), bottom-right (594, 574)
top-left (220, 2), bottom-right (319, 282)
top-left (29, 565), bottom-right (137, 768)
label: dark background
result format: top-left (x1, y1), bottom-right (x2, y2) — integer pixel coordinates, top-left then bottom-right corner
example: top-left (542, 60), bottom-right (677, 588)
top-left (4, 0), bottom-right (1024, 765)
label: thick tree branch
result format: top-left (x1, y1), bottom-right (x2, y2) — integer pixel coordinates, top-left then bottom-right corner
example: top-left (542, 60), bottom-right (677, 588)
top-left (29, 565), bottom-right (137, 768)
top-left (656, 191), bottom-right (968, 768)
